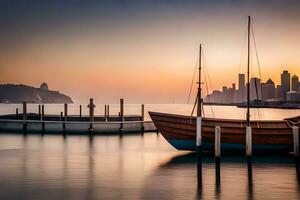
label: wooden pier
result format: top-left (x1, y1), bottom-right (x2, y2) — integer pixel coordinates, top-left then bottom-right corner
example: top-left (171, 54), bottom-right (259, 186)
top-left (0, 100), bottom-right (157, 134)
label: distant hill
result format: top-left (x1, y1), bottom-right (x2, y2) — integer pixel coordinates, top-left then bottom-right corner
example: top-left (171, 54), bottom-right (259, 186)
top-left (0, 84), bottom-right (73, 103)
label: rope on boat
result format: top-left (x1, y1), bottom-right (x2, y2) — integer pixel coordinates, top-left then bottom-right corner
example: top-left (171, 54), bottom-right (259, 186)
top-left (187, 57), bottom-right (198, 104)
top-left (285, 116), bottom-right (300, 128)
top-left (201, 48), bottom-right (215, 118)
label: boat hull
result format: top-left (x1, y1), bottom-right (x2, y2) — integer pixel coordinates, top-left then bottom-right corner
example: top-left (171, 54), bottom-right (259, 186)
top-left (149, 112), bottom-right (295, 152)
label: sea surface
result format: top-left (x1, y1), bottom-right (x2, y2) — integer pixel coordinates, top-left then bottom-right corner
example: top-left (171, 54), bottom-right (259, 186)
top-left (0, 104), bottom-right (299, 200)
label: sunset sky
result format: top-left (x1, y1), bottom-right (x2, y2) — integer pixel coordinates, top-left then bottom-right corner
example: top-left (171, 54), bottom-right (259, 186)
top-left (1, 0), bottom-right (300, 103)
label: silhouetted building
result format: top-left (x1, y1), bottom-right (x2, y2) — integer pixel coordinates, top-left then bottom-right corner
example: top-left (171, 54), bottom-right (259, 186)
top-left (276, 85), bottom-right (283, 99)
top-left (40, 82), bottom-right (49, 91)
top-left (292, 75), bottom-right (299, 92)
top-left (237, 74), bottom-right (246, 103)
top-left (261, 79), bottom-right (275, 100)
top-left (281, 70), bottom-right (290, 99)
top-left (287, 91), bottom-right (300, 101)
top-left (250, 78), bottom-right (261, 100)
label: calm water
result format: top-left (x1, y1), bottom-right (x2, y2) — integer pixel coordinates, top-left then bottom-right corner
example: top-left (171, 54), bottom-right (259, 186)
top-left (0, 104), bottom-right (299, 200)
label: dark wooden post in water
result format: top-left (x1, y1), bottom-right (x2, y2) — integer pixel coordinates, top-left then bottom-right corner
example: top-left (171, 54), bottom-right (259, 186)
top-left (107, 105), bottom-right (110, 120)
top-left (22, 101), bottom-right (27, 133)
top-left (63, 103), bottom-right (68, 133)
top-left (119, 99), bottom-right (124, 134)
top-left (196, 44), bottom-right (203, 187)
top-left (104, 105), bottom-right (107, 121)
top-left (41, 105), bottom-right (45, 133)
top-left (16, 108), bottom-right (19, 119)
top-left (141, 104), bottom-right (145, 134)
top-left (293, 126), bottom-right (300, 178)
top-left (60, 112), bottom-right (63, 121)
top-left (38, 105), bottom-right (41, 119)
top-left (246, 16), bottom-right (253, 182)
top-left (215, 126), bottom-right (221, 185)
top-left (79, 105), bottom-right (82, 119)
top-left (88, 98), bottom-right (95, 134)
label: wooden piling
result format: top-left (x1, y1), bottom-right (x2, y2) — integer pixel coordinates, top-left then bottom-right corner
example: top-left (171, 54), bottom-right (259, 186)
top-left (215, 126), bottom-right (221, 185)
top-left (41, 105), bottom-right (45, 133)
top-left (16, 108), bottom-right (19, 119)
top-left (293, 126), bottom-right (300, 178)
top-left (22, 101), bottom-right (27, 133)
top-left (88, 98), bottom-right (95, 134)
top-left (196, 117), bottom-right (202, 187)
top-left (119, 99), bottom-right (124, 133)
top-left (63, 103), bottom-right (68, 133)
top-left (38, 105), bottom-right (41, 119)
top-left (79, 105), bottom-right (82, 118)
top-left (141, 104), bottom-right (145, 134)
top-left (60, 112), bottom-right (63, 121)
top-left (246, 126), bottom-right (253, 181)
top-left (104, 105), bottom-right (107, 121)
top-left (107, 105), bottom-right (110, 120)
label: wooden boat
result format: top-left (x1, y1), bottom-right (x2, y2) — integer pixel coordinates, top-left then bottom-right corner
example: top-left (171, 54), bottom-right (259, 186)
top-left (149, 111), bottom-right (297, 152)
top-left (149, 16), bottom-right (299, 152)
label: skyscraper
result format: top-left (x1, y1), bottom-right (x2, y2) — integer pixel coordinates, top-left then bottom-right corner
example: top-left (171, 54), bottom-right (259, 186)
top-left (237, 74), bottom-right (246, 102)
top-left (261, 79), bottom-right (275, 100)
top-left (250, 77), bottom-right (261, 100)
top-left (292, 75), bottom-right (299, 91)
top-left (281, 70), bottom-right (290, 99)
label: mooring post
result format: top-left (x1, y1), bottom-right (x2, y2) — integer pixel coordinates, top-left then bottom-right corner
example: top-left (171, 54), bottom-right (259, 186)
top-left (38, 105), bottom-right (41, 119)
top-left (88, 98), bottom-right (95, 134)
top-left (141, 104), bottom-right (145, 134)
top-left (60, 112), bottom-right (63, 121)
top-left (104, 105), bottom-right (107, 121)
top-left (107, 105), bottom-right (110, 120)
top-left (215, 126), bottom-right (221, 185)
top-left (293, 126), bottom-right (300, 178)
top-left (63, 103), bottom-right (68, 133)
top-left (119, 99), bottom-right (124, 134)
top-left (41, 105), bottom-right (45, 133)
top-left (196, 117), bottom-right (202, 187)
top-left (79, 105), bottom-right (82, 119)
top-left (22, 101), bottom-right (27, 133)
top-left (246, 126), bottom-right (253, 182)
top-left (16, 108), bottom-right (19, 119)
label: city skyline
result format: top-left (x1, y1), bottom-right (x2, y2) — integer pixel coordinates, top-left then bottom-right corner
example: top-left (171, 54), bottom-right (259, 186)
top-left (205, 69), bottom-right (300, 104)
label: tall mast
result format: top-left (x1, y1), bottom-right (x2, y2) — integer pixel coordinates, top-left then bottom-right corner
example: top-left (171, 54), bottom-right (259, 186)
top-left (246, 16), bottom-right (251, 126)
top-left (197, 44), bottom-right (202, 117)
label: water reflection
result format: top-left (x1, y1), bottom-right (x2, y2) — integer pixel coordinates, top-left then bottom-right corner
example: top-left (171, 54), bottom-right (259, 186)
top-left (0, 133), bottom-right (299, 200)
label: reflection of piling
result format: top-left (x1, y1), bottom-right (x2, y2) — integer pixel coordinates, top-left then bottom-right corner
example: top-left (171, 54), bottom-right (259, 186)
top-left (22, 101), bottom-right (27, 133)
top-left (246, 126), bottom-right (253, 182)
top-left (119, 99), bottom-right (124, 134)
top-left (41, 105), bottom-right (45, 133)
top-left (215, 126), bottom-right (221, 185)
top-left (196, 117), bottom-right (202, 187)
top-left (293, 126), bottom-right (300, 180)
top-left (79, 105), bottom-right (82, 118)
top-left (141, 104), bottom-right (145, 134)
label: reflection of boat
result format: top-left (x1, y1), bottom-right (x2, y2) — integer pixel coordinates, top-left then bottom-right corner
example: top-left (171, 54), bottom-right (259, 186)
top-left (149, 17), bottom-right (299, 152)
top-left (160, 153), bottom-right (294, 166)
